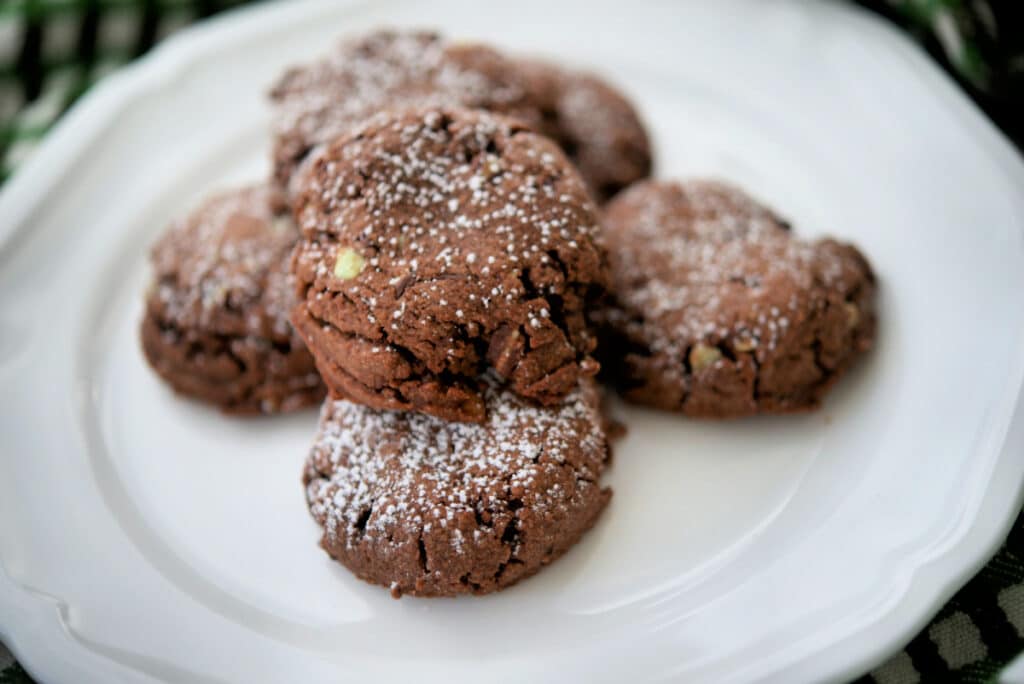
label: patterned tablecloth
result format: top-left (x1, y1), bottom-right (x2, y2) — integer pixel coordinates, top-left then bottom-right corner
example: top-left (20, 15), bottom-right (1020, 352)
top-left (1, 1), bottom-right (1022, 682)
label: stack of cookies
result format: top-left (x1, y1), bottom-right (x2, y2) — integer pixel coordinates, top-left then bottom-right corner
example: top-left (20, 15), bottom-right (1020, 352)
top-left (140, 31), bottom-right (876, 598)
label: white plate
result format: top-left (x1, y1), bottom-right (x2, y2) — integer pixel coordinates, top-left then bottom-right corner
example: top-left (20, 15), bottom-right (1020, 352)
top-left (2, 1), bottom-right (1023, 682)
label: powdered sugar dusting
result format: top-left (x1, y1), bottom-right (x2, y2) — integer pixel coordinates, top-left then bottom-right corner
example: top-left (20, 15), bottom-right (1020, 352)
top-left (299, 108), bottom-right (597, 287)
top-left (290, 106), bottom-right (604, 407)
top-left (304, 375), bottom-right (608, 554)
top-left (270, 31), bottom-right (535, 189)
top-left (604, 180), bottom-right (859, 357)
top-left (150, 185), bottom-right (298, 339)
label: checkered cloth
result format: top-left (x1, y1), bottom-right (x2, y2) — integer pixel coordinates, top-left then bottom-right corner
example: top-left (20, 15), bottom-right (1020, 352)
top-left (0, 0), bottom-right (250, 182)
top-left (1, 2), bottom-right (1022, 683)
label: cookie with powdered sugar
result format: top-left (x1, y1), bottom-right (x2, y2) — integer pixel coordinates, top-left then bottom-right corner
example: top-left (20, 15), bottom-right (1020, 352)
top-left (595, 180), bottom-right (876, 417)
top-left (269, 30), bottom-right (543, 200)
top-left (303, 374), bottom-right (612, 597)
top-left (269, 30), bottom-right (651, 203)
top-left (290, 106), bottom-right (608, 423)
top-left (140, 185), bottom-right (324, 414)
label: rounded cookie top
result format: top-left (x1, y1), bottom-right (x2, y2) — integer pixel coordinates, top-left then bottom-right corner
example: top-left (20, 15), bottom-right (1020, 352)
top-left (142, 184), bottom-right (324, 413)
top-left (269, 30), bottom-right (542, 197)
top-left (290, 106), bottom-right (608, 423)
top-left (517, 59), bottom-right (652, 202)
top-left (597, 179), bottom-right (876, 417)
top-left (148, 184), bottom-right (296, 340)
top-left (304, 374), bottom-right (612, 597)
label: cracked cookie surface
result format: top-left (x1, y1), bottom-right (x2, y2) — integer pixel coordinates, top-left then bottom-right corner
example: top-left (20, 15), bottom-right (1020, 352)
top-left (269, 30), bottom-right (651, 203)
top-left (140, 184), bottom-right (325, 414)
top-left (303, 374), bottom-right (612, 598)
top-left (595, 180), bottom-right (876, 417)
top-left (290, 106), bottom-right (607, 423)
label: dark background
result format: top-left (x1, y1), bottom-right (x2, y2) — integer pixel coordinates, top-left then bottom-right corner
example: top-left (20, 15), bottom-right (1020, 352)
top-left (860, 0), bottom-right (1023, 149)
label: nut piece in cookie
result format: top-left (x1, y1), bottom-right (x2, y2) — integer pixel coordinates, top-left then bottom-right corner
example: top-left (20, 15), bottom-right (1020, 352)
top-left (517, 59), bottom-right (653, 202)
top-left (304, 375), bottom-right (612, 598)
top-left (140, 184), bottom-right (325, 414)
top-left (290, 106), bottom-right (608, 423)
top-left (595, 180), bottom-right (876, 417)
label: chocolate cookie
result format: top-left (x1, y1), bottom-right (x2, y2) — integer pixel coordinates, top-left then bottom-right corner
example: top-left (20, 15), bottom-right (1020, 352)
top-left (141, 185), bottom-right (325, 414)
top-left (518, 59), bottom-right (652, 202)
top-left (290, 106), bottom-right (608, 423)
top-left (595, 180), bottom-right (876, 417)
top-left (304, 374), bottom-right (612, 598)
top-left (269, 30), bottom-right (651, 202)
top-left (269, 30), bottom-right (543, 199)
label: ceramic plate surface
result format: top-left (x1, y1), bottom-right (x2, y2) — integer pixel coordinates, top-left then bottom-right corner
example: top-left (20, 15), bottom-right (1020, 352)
top-left (2, 1), bottom-right (1024, 682)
